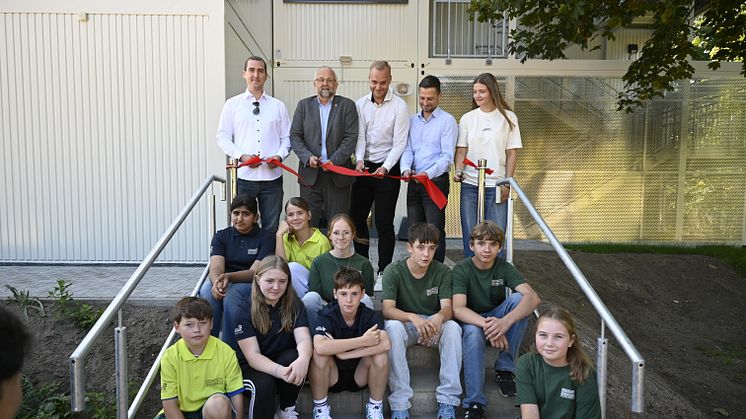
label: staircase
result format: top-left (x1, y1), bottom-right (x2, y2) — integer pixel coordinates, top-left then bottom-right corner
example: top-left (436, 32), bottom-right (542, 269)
top-left (294, 344), bottom-right (518, 418)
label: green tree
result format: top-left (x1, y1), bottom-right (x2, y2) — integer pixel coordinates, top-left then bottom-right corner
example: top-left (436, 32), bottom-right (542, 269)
top-left (467, 0), bottom-right (746, 111)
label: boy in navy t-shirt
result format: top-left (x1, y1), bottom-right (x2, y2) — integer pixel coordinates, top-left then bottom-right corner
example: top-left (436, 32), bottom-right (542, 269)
top-left (308, 267), bottom-right (391, 419)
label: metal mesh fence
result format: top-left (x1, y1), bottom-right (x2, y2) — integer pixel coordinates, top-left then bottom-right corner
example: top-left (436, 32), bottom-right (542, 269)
top-left (436, 75), bottom-right (746, 244)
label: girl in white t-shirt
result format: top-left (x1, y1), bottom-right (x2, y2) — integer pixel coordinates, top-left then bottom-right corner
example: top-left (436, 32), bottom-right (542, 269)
top-left (454, 73), bottom-right (522, 257)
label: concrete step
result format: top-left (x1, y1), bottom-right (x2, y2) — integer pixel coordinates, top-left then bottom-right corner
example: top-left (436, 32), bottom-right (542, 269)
top-left (295, 316), bottom-right (518, 417)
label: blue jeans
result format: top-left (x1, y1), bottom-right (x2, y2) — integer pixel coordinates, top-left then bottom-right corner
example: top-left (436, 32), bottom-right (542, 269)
top-left (461, 292), bottom-right (529, 407)
top-left (198, 279), bottom-right (252, 351)
top-left (386, 317), bottom-right (462, 410)
top-left (237, 177), bottom-right (283, 234)
top-left (460, 183), bottom-right (507, 257)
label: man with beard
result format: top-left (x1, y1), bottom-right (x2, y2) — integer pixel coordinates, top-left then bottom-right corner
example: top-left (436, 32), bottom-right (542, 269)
top-left (400, 75), bottom-right (457, 263)
top-left (291, 67), bottom-right (359, 228)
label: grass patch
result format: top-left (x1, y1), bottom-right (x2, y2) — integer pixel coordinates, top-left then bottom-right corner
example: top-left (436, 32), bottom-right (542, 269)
top-left (565, 244), bottom-right (746, 279)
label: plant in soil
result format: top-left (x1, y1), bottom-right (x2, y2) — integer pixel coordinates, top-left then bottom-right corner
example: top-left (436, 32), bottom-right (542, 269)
top-left (48, 279), bottom-right (103, 331)
top-left (4, 284), bottom-right (46, 318)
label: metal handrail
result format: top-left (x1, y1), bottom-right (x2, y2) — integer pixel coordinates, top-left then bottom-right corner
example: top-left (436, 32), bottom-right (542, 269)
top-left (128, 265), bottom-right (210, 417)
top-left (69, 175), bottom-right (226, 415)
top-left (507, 177), bottom-right (645, 414)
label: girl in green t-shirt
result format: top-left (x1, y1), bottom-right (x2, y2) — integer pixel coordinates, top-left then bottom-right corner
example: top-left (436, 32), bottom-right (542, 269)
top-left (515, 307), bottom-right (601, 419)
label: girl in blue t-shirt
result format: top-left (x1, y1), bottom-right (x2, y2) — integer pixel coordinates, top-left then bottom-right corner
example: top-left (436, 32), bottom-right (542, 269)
top-left (515, 307), bottom-right (601, 419)
top-left (234, 255), bottom-right (312, 419)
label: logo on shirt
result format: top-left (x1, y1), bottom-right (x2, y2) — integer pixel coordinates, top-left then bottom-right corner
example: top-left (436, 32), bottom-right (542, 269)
top-left (205, 378), bottom-right (224, 386)
top-left (234, 325), bottom-right (243, 334)
top-left (560, 387), bottom-right (575, 400)
top-left (491, 279), bottom-right (504, 287)
top-left (315, 325), bottom-right (327, 333)
top-left (425, 287), bottom-right (439, 296)
top-left (247, 248), bottom-right (259, 255)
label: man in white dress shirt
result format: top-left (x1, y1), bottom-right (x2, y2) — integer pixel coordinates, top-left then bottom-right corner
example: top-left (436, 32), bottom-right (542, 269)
top-left (350, 60), bottom-right (410, 274)
top-left (216, 56), bottom-right (291, 234)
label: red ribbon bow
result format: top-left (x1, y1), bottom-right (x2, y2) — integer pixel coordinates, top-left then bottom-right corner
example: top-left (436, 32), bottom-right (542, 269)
top-left (233, 156), bottom-right (307, 185)
top-left (321, 162), bottom-right (448, 210)
top-left (463, 157), bottom-right (494, 175)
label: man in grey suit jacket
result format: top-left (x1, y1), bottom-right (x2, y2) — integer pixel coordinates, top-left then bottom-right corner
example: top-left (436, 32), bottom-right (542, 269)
top-left (290, 66), bottom-right (359, 228)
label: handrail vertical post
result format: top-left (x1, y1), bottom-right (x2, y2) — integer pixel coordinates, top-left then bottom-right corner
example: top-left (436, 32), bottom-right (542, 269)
top-left (632, 360), bottom-right (645, 413)
top-left (597, 333), bottom-right (609, 419)
top-left (115, 326), bottom-right (129, 419)
top-left (506, 186), bottom-right (514, 263)
top-left (209, 193), bottom-right (217, 236)
top-left (70, 357), bottom-right (86, 411)
top-left (227, 158), bottom-right (239, 221)
top-left (477, 159), bottom-right (487, 223)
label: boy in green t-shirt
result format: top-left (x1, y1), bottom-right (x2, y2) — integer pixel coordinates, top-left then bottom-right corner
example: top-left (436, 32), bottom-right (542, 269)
top-left (453, 221), bottom-right (540, 419)
top-left (158, 297), bottom-right (245, 419)
top-left (382, 223), bottom-right (461, 419)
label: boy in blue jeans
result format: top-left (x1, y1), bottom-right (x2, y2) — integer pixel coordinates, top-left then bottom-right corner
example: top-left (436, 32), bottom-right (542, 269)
top-left (158, 297), bottom-right (245, 419)
top-left (453, 221), bottom-right (540, 419)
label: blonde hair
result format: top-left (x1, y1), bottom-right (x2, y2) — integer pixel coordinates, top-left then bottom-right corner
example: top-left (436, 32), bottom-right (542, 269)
top-left (250, 256), bottom-right (299, 335)
top-left (536, 307), bottom-right (594, 383)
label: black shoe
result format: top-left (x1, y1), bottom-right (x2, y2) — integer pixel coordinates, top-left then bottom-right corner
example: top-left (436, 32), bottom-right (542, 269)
top-left (495, 370), bottom-right (517, 397)
top-left (463, 404), bottom-right (485, 419)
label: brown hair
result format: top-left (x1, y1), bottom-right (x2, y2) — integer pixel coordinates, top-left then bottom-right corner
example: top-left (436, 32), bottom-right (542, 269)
top-left (333, 266), bottom-right (365, 291)
top-left (250, 256), bottom-right (299, 335)
top-left (327, 213), bottom-right (367, 246)
top-left (469, 220), bottom-right (505, 247)
top-left (244, 56), bottom-right (267, 72)
top-left (284, 197), bottom-right (311, 241)
top-left (407, 222), bottom-right (440, 245)
top-left (171, 297), bottom-right (213, 323)
top-left (535, 307), bottom-right (594, 383)
top-left (472, 72), bottom-right (515, 130)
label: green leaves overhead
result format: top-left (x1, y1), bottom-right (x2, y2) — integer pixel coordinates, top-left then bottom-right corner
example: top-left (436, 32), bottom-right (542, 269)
top-left (467, 0), bottom-right (746, 112)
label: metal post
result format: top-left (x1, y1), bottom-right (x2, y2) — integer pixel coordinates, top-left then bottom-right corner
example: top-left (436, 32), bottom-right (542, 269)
top-left (597, 329), bottom-right (609, 418)
top-left (477, 159), bottom-right (487, 223)
top-left (632, 360), bottom-right (645, 413)
top-left (115, 326), bottom-right (128, 419)
top-left (506, 187), bottom-right (514, 263)
top-left (70, 357), bottom-right (86, 411)
top-left (209, 193), bottom-right (217, 235)
top-left (227, 158), bottom-right (239, 213)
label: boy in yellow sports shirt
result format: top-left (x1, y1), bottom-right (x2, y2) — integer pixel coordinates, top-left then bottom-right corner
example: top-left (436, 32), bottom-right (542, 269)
top-left (157, 297), bottom-right (245, 419)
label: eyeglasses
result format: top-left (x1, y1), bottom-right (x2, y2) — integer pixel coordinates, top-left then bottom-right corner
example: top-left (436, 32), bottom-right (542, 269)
top-left (314, 78), bottom-right (336, 84)
top-left (252, 101), bottom-right (260, 115)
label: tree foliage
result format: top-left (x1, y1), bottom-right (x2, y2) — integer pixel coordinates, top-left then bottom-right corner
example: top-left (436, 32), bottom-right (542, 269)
top-left (467, 0), bottom-right (746, 111)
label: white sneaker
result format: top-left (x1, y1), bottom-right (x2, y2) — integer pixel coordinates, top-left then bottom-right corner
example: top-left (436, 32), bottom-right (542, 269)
top-left (374, 272), bottom-right (383, 292)
top-left (365, 402), bottom-right (384, 419)
top-left (313, 404), bottom-right (333, 419)
top-left (276, 405), bottom-right (299, 419)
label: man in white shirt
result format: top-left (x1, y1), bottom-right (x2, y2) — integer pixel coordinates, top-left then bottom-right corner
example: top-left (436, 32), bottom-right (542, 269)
top-left (216, 56), bottom-right (291, 234)
top-left (351, 61), bottom-right (410, 274)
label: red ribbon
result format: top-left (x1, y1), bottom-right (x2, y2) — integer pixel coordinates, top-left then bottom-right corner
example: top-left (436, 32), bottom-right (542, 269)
top-left (233, 156), bottom-right (307, 185)
top-left (321, 162), bottom-right (448, 210)
top-left (463, 157), bottom-right (494, 175)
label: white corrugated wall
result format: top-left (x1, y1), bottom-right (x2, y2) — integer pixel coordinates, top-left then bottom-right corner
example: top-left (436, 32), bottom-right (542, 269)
top-left (0, 4), bottom-right (227, 262)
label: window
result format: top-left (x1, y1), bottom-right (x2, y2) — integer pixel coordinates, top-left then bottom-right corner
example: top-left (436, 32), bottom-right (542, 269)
top-left (431, 0), bottom-right (507, 58)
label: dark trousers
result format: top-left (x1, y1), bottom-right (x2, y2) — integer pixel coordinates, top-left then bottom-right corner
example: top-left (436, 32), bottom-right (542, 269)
top-left (349, 162), bottom-right (401, 273)
top-left (241, 348), bottom-right (302, 418)
top-left (237, 177), bottom-right (283, 234)
top-left (406, 172), bottom-right (450, 263)
top-left (300, 171), bottom-right (351, 229)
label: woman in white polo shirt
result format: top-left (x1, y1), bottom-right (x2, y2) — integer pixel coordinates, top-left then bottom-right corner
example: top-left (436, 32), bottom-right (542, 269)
top-left (454, 73), bottom-right (522, 257)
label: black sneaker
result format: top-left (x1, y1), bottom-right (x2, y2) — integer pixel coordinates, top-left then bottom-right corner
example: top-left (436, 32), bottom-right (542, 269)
top-left (463, 404), bottom-right (485, 419)
top-left (495, 370), bottom-right (517, 397)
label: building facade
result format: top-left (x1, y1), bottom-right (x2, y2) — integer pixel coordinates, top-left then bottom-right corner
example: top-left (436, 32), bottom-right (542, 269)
top-left (1, 0), bottom-right (744, 262)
